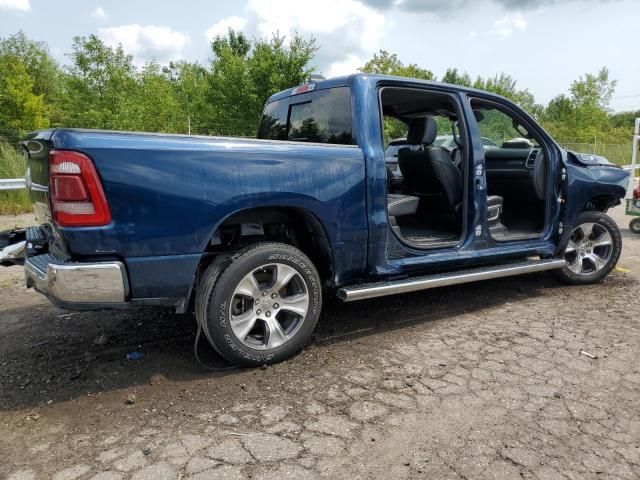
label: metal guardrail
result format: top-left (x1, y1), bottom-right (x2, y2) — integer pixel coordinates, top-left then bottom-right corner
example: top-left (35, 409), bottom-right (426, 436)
top-left (0, 178), bottom-right (26, 191)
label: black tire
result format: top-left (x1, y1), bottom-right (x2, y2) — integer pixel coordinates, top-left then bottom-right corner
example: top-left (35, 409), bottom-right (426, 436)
top-left (195, 242), bottom-right (322, 367)
top-left (630, 218), bottom-right (640, 235)
top-left (553, 211), bottom-right (622, 285)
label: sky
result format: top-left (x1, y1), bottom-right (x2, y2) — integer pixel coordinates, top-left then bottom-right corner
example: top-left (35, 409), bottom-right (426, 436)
top-left (1, 0), bottom-right (639, 112)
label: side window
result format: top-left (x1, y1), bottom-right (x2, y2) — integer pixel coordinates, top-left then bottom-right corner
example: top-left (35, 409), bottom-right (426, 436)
top-left (471, 104), bottom-right (539, 148)
top-left (257, 98), bottom-right (288, 140)
top-left (288, 87), bottom-right (353, 145)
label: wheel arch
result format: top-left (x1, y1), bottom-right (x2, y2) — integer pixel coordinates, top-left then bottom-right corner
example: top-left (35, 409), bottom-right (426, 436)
top-left (201, 205), bottom-right (335, 286)
top-left (582, 194), bottom-right (621, 213)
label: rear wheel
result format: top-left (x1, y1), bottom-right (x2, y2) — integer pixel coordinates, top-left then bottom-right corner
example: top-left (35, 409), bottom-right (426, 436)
top-left (196, 242), bottom-right (322, 366)
top-left (630, 217), bottom-right (640, 235)
top-left (553, 211), bottom-right (622, 285)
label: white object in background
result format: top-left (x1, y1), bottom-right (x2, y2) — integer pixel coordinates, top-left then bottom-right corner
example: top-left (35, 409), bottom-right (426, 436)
top-left (627, 118), bottom-right (639, 200)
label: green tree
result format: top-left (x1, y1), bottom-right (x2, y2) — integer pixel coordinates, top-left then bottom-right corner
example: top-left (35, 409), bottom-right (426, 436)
top-left (125, 62), bottom-right (181, 133)
top-left (541, 67), bottom-right (621, 143)
top-left (571, 67), bottom-right (616, 112)
top-left (360, 50), bottom-right (434, 141)
top-left (206, 30), bottom-right (317, 136)
top-left (610, 110), bottom-right (640, 130)
top-left (206, 30), bottom-right (256, 135)
top-left (62, 34), bottom-right (137, 129)
top-left (474, 73), bottom-right (541, 115)
top-left (249, 34), bottom-right (317, 113)
top-left (0, 31), bottom-right (61, 138)
top-left (211, 29), bottom-right (251, 58)
top-left (441, 68), bottom-right (472, 87)
top-left (0, 56), bottom-right (49, 142)
top-left (0, 31), bottom-right (62, 103)
top-left (0, 30), bottom-right (634, 155)
top-left (165, 61), bottom-right (213, 134)
top-left (360, 50), bottom-right (434, 80)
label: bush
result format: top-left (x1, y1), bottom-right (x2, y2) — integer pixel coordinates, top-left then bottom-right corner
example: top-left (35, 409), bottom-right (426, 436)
top-left (0, 141), bottom-right (31, 215)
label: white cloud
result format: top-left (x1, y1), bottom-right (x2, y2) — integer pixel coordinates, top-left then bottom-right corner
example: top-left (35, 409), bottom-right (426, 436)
top-left (98, 24), bottom-right (191, 65)
top-left (0, 0), bottom-right (30, 12)
top-left (327, 54), bottom-right (369, 78)
top-left (491, 12), bottom-right (527, 38)
top-left (205, 16), bottom-right (247, 41)
top-left (362, 0), bottom-right (619, 14)
top-left (90, 6), bottom-right (107, 20)
top-left (206, 0), bottom-right (386, 77)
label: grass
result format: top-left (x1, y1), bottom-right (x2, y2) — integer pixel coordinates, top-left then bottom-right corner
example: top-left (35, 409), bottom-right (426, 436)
top-left (0, 142), bottom-right (32, 215)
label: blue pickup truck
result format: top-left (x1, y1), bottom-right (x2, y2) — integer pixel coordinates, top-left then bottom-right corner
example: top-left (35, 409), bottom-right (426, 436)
top-left (0, 74), bottom-right (630, 366)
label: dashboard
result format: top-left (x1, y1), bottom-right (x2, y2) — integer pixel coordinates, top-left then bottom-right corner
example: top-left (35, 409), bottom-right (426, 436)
top-left (485, 147), bottom-right (541, 200)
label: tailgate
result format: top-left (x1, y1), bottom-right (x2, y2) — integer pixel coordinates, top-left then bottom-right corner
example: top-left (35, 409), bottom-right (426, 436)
top-left (21, 129), bottom-right (55, 224)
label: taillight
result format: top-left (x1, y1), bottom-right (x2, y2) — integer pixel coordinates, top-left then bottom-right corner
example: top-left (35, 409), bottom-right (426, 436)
top-left (49, 150), bottom-right (111, 227)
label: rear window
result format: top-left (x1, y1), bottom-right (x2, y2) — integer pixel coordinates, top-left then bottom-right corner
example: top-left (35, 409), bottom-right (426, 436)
top-left (257, 87), bottom-right (353, 145)
top-left (257, 98), bottom-right (288, 140)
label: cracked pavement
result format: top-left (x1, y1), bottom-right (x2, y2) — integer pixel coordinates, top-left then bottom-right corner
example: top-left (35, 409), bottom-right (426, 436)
top-left (1, 207), bottom-right (639, 480)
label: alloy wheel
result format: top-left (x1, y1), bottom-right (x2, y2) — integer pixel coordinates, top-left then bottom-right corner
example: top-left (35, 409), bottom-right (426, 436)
top-left (563, 222), bottom-right (613, 276)
top-left (229, 263), bottom-right (309, 350)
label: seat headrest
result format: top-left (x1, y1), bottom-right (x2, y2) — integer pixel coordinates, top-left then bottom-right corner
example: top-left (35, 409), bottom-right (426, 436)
top-left (406, 117), bottom-right (438, 146)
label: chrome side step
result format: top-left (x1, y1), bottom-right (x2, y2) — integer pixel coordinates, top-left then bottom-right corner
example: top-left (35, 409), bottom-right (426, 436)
top-left (337, 258), bottom-right (566, 302)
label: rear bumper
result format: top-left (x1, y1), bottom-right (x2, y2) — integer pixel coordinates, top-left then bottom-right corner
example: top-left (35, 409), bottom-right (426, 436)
top-left (25, 253), bottom-right (129, 308)
top-left (5, 225), bottom-right (197, 312)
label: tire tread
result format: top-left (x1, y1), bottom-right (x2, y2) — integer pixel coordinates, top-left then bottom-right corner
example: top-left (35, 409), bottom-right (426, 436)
top-left (196, 242), bottom-right (322, 367)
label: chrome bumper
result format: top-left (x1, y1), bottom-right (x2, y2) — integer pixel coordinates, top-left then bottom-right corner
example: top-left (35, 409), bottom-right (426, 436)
top-left (25, 253), bottom-right (128, 305)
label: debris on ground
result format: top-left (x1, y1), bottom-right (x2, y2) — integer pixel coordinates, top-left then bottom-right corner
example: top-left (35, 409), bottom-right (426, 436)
top-left (579, 350), bottom-right (598, 359)
top-left (126, 351), bottom-right (144, 360)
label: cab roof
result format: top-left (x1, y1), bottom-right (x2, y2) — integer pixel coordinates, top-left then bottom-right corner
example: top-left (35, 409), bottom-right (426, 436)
top-left (267, 75), bottom-right (352, 103)
top-left (266, 73), bottom-right (511, 104)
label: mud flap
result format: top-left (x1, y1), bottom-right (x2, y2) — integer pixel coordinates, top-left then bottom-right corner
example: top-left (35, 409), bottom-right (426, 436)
top-left (0, 229), bottom-right (26, 266)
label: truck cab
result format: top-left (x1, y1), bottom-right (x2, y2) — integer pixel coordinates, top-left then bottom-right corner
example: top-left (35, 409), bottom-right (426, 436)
top-left (1, 74), bottom-right (630, 366)
top-left (257, 75), bottom-right (628, 298)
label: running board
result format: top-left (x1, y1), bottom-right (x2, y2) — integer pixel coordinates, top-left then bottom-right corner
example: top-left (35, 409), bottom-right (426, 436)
top-left (337, 258), bottom-right (566, 302)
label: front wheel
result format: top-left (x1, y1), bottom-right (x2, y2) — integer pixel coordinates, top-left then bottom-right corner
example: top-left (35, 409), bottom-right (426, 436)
top-left (553, 211), bottom-right (622, 285)
top-left (630, 217), bottom-right (640, 235)
top-left (196, 242), bottom-right (322, 367)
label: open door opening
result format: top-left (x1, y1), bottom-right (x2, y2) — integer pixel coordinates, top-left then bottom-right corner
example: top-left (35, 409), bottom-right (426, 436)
top-left (381, 87), bottom-right (467, 248)
top-left (470, 99), bottom-right (549, 241)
